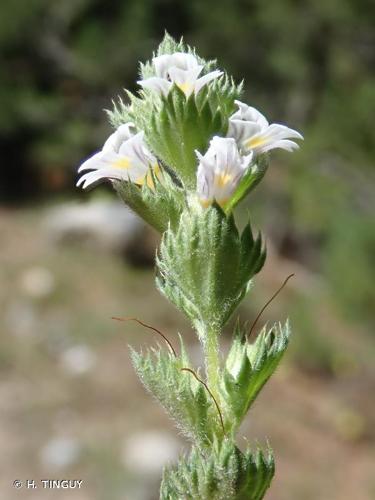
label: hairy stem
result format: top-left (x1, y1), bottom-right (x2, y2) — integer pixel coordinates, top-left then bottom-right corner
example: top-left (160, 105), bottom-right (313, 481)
top-left (202, 325), bottom-right (221, 400)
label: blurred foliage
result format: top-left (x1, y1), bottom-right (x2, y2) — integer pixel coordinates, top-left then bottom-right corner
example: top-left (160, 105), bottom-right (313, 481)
top-left (0, 0), bottom-right (374, 346)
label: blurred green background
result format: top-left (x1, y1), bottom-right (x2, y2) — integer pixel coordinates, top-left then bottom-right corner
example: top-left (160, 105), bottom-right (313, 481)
top-left (1, 1), bottom-right (374, 499)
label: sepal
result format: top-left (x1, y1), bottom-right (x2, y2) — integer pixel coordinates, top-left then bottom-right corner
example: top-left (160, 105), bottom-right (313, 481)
top-left (160, 441), bottom-right (274, 500)
top-left (224, 155), bottom-right (269, 214)
top-left (220, 321), bottom-right (290, 432)
top-left (156, 205), bottom-right (266, 336)
top-left (114, 168), bottom-right (186, 233)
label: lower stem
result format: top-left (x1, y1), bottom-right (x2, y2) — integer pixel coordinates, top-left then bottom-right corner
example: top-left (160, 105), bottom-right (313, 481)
top-left (202, 325), bottom-right (220, 400)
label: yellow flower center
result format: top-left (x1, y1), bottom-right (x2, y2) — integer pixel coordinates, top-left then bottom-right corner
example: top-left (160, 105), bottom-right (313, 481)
top-left (113, 157), bottom-right (131, 169)
top-left (177, 81), bottom-right (194, 95)
top-left (245, 135), bottom-right (267, 149)
top-left (199, 196), bottom-right (229, 209)
top-left (199, 198), bottom-right (213, 208)
top-left (136, 163), bottom-right (161, 190)
top-left (215, 172), bottom-right (233, 188)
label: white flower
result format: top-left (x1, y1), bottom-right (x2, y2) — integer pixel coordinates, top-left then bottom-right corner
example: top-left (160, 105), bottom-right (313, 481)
top-left (196, 137), bottom-right (253, 208)
top-left (77, 123), bottom-right (159, 190)
top-left (228, 100), bottom-right (303, 155)
top-left (138, 52), bottom-right (223, 97)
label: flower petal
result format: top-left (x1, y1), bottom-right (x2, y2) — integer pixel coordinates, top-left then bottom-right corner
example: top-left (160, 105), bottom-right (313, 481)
top-left (229, 101), bottom-right (303, 155)
top-left (232, 101), bottom-right (269, 129)
top-left (259, 139), bottom-right (300, 153)
top-left (243, 124), bottom-right (303, 153)
top-left (266, 123), bottom-right (304, 141)
top-left (102, 123), bottom-right (136, 153)
top-left (227, 119), bottom-right (262, 145)
top-left (196, 136), bottom-right (252, 207)
top-left (168, 66), bottom-right (203, 96)
top-left (117, 132), bottom-right (156, 170)
top-left (194, 70), bottom-right (223, 94)
top-left (78, 151), bottom-right (115, 173)
top-left (196, 163), bottom-right (214, 207)
top-left (137, 77), bottom-right (172, 96)
top-left (153, 52), bottom-right (199, 78)
top-left (77, 167), bottom-right (132, 190)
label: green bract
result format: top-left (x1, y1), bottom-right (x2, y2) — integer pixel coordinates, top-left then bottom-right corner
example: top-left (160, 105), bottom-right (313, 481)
top-left (224, 155), bottom-right (269, 214)
top-left (221, 321), bottom-right (290, 433)
top-left (131, 321), bottom-right (290, 445)
top-left (160, 441), bottom-right (275, 500)
top-left (77, 32), bottom-right (302, 500)
top-left (156, 204), bottom-right (266, 335)
top-left (114, 168), bottom-right (186, 233)
top-left (146, 83), bottom-right (236, 188)
top-left (131, 338), bottom-right (223, 447)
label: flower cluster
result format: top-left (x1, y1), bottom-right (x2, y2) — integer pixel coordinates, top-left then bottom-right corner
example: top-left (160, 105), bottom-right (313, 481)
top-left (77, 51), bottom-right (302, 210)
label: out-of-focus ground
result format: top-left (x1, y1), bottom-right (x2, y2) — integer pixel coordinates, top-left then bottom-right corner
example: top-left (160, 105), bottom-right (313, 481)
top-left (0, 198), bottom-right (374, 500)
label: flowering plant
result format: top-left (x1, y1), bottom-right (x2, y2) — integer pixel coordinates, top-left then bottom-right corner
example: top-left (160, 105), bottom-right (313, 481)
top-left (77, 34), bottom-right (302, 499)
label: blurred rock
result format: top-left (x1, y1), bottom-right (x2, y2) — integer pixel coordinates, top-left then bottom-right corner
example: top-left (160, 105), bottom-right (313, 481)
top-left (44, 200), bottom-right (156, 265)
top-left (40, 437), bottom-right (81, 470)
top-left (19, 266), bottom-right (55, 299)
top-left (121, 431), bottom-right (180, 476)
top-left (42, 309), bottom-right (72, 352)
top-left (4, 300), bottom-right (38, 338)
top-left (60, 344), bottom-right (96, 376)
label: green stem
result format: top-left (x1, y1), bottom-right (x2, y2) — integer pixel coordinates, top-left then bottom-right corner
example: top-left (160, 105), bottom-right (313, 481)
top-left (202, 325), bottom-right (220, 399)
